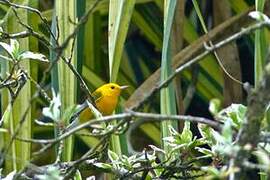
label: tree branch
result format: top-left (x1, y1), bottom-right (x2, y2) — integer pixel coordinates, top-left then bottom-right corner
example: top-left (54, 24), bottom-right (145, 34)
top-left (231, 60), bottom-right (270, 179)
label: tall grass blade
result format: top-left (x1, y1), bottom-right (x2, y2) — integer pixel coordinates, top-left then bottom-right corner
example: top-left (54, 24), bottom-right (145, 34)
top-left (0, 45), bottom-right (12, 173)
top-left (6, 0), bottom-right (32, 170)
top-left (55, 0), bottom-right (77, 161)
top-left (108, 0), bottom-right (135, 156)
top-left (255, 2), bottom-right (268, 180)
top-left (108, 0), bottom-right (136, 82)
top-left (255, 0), bottom-right (266, 88)
top-left (160, 0), bottom-right (177, 154)
top-left (1, 104), bottom-right (16, 173)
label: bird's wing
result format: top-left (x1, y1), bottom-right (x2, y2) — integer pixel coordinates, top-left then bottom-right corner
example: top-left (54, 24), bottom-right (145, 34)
top-left (92, 89), bottom-right (103, 103)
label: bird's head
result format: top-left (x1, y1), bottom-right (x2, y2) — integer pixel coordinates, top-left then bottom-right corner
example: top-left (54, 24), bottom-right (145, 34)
top-left (98, 83), bottom-right (128, 97)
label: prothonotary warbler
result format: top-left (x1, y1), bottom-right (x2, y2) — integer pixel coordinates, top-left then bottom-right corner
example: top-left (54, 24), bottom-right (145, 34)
top-left (68, 83), bottom-right (128, 129)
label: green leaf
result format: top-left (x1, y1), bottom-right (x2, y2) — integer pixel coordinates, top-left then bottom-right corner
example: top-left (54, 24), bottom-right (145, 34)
top-left (217, 104), bottom-right (246, 129)
top-left (0, 27), bottom-right (3, 36)
top-left (3, 170), bottom-right (16, 180)
top-left (108, 0), bottom-right (136, 82)
top-left (108, 0), bottom-right (136, 158)
top-left (42, 90), bottom-right (61, 122)
top-left (196, 147), bottom-right (214, 156)
top-left (108, 149), bottom-right (119, 162)
top-left (198, 124), bottom-right (217, 145)
top-left (18, 51), bottom-right (48, 62)
top-left (221, 120), bottom-right (233, 143)
top-left (181, 122), bottom-right (193, 143)
top-left (1, 104), bottom-right (11, 127)
top-left (149, 145), bottom-right (165, 155)
top-left (253, 149), bottom-right (270, 167)
top-left (61, 105), bottom-right (78, 124)
top-left (73, 170), bottom-right (82, 180)
top-left (254, 0), bottom-right (267, 88)
top-left (0, 41), bottom-right (14, 59)
top-left (209, 98), bottom-right (221, 116)
top-left (256, 0), bottom-right (266, 11)
top-left (0, 128), bottom-right (8, 133)
top-left (86, 100), bottom-right (102, 119)
top-left (35, 166), bottom-right (63, 180)
top-left (94, 163), bottom-right (112, 170)
top-left (0, 54), bottom-right (12, 62)
top-left (55, 0), bottom-right (78, 161)
top-left (160, 0), bottom-right (178, 156)
top-left (249, 11), bottom-right (270, 22)
top-left (10, 39), bottom-right (19, 58)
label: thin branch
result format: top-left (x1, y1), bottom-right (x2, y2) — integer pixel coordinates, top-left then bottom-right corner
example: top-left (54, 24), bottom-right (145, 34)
top-left (14, 111), bottom-right (220, 158)
top-left (158, 21), bottom-right (270, 94)
top-left (125, 18), bottom-right (268, 110)
top-left (55, 0), bottom-right (100, 52)
top-left (63, 137), bottom-right (109, 179)
top-left (0, 0), bottom-right (57, 42)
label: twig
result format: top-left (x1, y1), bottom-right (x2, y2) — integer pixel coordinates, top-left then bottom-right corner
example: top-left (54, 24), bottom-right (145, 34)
top-left (0, 98), bottom-right (32, 166)
top-left (39, 0), bottom-right (101, 106)
top-left (183, 65), bottom-right (199, 109)
top-left (0, 31), bottom-right (52, 47)
top-left (13, 111), bottom-right (220, 158)
top-left (158, 21), bottom-right (270, 95)
top-left (55, 0), bottom-right (100, 52)
top-left (63, 136), bottom-right (109, 179)
top-left (0, 0), bottom-right (57, 42)
top-left (125, 15), bottom-right (267, 110)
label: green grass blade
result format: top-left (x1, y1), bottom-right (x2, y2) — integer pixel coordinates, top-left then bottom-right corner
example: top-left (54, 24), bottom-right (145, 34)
top-left (108, 0), bottom-right (136, 156)
top-left (55, 0), bottom-right (77, 161)
top-left (84, 11), bottom-right (102, 72)
top-left (254, 2), bottom-right (267, 180)
top-left (6, 0), bottom-right (32, 170)
top-left (132, 9), bottom-right (162, 50)
top-left (108, 0), bottom-right (136, 82)
top-left (1, 104), bottom-right (16, 173)
top-left (0, 49), bottom-right (11, 173)
top-left (255, 0), bottom-right (266, 87)
top-left (160, 0), bottom-right (178, 154)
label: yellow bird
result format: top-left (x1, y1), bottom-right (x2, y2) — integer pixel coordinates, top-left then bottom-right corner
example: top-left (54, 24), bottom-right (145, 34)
top-left (71, 83), bottom-right (128, 127)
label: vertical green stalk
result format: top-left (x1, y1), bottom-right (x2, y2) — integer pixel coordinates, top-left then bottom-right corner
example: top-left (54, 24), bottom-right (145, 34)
top-left (77, 0), bottom-right (85, 85)
top-left (55, 0), bottom-right (77, 161)
top-left (171, 0), bottom-right (185, 131)
top-left (254, 0), bottom-right (266, 88)
top-left (75, 0), bottom-right (101, 151)
top-left (84, 9), bottom-right (102, 72)
top-left (1, 104), bottom-right (15, 174)
top-left (28, 0), bottom-right (38, 145)
top-left (6, 0), bottom-right (32, 170)
top-left (108, 0), bottom-right (135, 156)
top-left (254, 2), bottom-right (267, 180)
top-left (160, 0), bottom-right (177, 154)
top-left (0, 43), bottom-right (12, 173)
top-left (50, 11), bottom-right (59, 93)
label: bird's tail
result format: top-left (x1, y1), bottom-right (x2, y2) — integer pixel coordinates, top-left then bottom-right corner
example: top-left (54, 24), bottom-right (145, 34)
top-left (65, 102), bottom-right (88, 132)
top-left (65, 118), bottom-right (79, 132)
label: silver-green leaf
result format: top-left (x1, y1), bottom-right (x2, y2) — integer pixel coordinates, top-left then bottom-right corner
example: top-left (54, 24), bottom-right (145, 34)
top-left (18, 51), bottom-right (48, 62)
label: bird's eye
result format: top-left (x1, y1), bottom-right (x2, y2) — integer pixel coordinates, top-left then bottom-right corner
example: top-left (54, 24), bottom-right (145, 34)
top-left (111, 86), bottom-right (115, 89)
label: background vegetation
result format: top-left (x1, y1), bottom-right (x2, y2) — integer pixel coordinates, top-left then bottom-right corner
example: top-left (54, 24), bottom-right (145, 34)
top-left (0, 0), bottom-right (270, 179)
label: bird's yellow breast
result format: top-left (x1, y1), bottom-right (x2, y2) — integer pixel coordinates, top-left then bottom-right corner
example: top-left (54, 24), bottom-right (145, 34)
top-left (79, 94), bottom-right (119, 123)
top-left (96, 95), bottom-right (118, 116)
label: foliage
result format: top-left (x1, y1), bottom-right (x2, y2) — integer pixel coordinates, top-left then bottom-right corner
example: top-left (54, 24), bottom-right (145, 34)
top-left (0, 0), bottom-right (270, 179)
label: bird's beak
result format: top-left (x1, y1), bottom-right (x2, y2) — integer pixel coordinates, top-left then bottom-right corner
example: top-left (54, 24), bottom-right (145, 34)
top-left (120, 85), bottom-right (129, 90)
